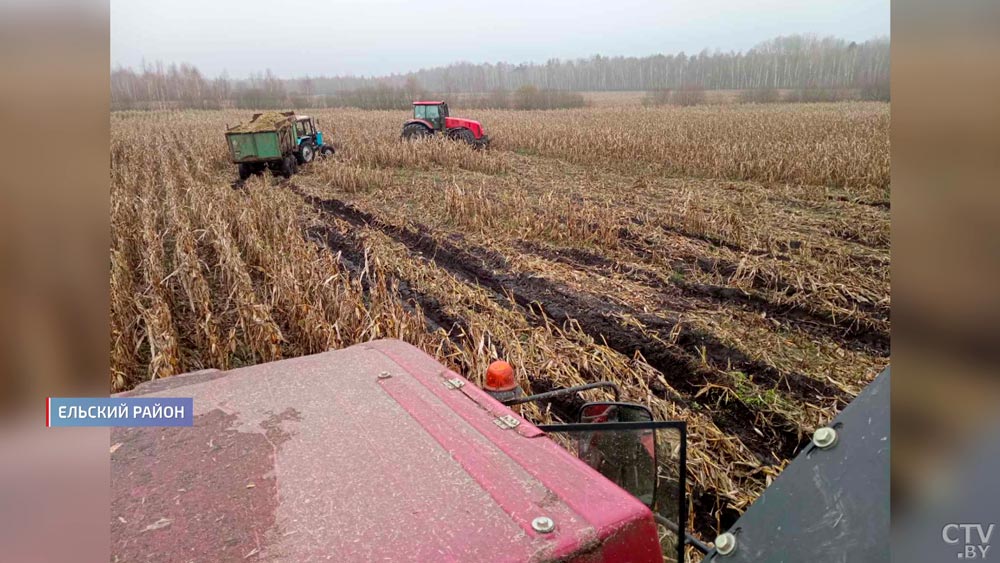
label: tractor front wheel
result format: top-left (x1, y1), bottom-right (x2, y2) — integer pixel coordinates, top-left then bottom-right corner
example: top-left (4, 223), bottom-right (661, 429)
top-left (319, 145), bottom-right (335, 158)
top-left (402, 123), bottom-right (432, 140)
top-left (297, 143), bottom-right (315, 164)
top-left (450, 128), bottom-right (476, 146)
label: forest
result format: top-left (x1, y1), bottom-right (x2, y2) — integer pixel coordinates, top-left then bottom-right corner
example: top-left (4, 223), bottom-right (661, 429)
top-left (111, 35), bottom-right (890, 110)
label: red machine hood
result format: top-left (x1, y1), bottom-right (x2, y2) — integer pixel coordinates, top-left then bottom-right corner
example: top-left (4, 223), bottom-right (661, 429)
top-left (110, 340), bottom-right (660, 562)
top-left (446, 116), bottom-right (485, 138)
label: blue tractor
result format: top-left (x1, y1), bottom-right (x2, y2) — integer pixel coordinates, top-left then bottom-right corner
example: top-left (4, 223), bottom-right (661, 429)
top-left (292, 114), bottom-right (335, 164)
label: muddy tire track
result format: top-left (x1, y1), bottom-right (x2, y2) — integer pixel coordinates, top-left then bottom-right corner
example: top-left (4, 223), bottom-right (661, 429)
top-left (691, 254), bottom-right (889, 322)
top-left (516, 240), bottom-right (889, 357)
top-left (677, 279), bottom-right (889, 356)
top-left (830, 193), bottom-right (890, 210)
top-left (656, 218), bottom-right (888, 267)
top-left (615, 221), bottom-right (890, 325)
top-left (300, 212), bottom-right (473, 351)
top-left (288, 183), bottom-right (476, 351)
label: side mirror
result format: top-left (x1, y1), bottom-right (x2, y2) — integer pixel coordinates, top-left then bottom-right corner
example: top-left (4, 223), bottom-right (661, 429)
top-left (576, 403), bottom-right (657, 506)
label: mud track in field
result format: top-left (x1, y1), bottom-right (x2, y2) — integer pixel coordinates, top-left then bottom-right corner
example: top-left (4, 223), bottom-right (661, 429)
top-left (831, 193), bottom-right (890, 210)
top-left (515, 240), bottom-right (890, 357)
top-left (297, 192), bottom-right (858, 464)
top-left (662, 220), bottom-right (890, 271)
top-left (288, 183), bottom-right (480, 362)
top-left (616, 223), bottom-right (889, 324)
top-left (301, 216), bottom-right (475, 355)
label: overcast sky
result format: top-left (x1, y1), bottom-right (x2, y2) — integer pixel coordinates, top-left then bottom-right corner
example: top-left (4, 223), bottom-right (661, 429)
top-left (111, 0), bottom-right (889, 78)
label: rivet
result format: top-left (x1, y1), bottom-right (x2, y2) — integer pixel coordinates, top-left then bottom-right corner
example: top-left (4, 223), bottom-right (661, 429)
top-left (813, 426), bottom-right (838, 449)
top-left (531, 516), bottom-right (555, 534)
top-left (377, 371), bottom-right (392, 380)
top-left (714, 532), bottom-right (737, 556)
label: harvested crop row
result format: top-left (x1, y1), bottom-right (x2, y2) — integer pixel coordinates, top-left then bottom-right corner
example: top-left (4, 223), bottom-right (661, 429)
top-left (110, 129), bottom-right (444, 389)
top-left (317, 158), bottom-right (888, 393)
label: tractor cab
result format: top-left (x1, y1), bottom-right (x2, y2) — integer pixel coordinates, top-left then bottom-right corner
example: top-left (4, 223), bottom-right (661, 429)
top-left (403, 100), bottom-right (490, 148)
top-left (294, 116), bottom-right (318, 145)
top-left (292, 115), bottom-right (335, 164)
top-left (412, 101), bottom-right (448, 131)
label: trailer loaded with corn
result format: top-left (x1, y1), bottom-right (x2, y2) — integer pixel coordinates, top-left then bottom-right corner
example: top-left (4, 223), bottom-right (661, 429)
top-left (226, 111), bottom-right (335, 180)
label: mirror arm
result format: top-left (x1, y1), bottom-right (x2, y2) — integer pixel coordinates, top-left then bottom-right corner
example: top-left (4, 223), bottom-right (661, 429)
top-left (653, 514), bottom-right (711, 555)
top-left (501, 381), bottom-right (621, 407)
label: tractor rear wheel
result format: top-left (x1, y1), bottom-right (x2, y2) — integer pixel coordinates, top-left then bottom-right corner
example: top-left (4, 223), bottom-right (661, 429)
top-left (402, 123), bottom-right (432, 140)
top-left (297, 143), bottom-right (314, 164)
top-left (450, 128), bottom-right (476, 146)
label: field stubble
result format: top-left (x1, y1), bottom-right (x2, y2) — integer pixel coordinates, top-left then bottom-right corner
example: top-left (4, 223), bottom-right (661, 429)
top-left (110, 102), bottom-right (889, 543)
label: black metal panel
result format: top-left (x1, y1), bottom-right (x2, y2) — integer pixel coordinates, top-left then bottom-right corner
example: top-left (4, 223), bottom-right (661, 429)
top-left (705, 367), bottom-right (890, 563)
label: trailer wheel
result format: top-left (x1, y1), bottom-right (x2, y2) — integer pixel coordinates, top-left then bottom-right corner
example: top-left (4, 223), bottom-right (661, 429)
top-left (238, 163), bottom-right (253, 180)
top-left (297, 143), bottom-right (314, 164)
top-left (319, 145), bottom-right (335, 158)
top-left (280, 155), bottom-right (295, 178)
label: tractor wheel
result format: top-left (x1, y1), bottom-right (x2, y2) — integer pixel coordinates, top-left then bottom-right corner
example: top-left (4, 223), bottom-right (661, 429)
top-left (297, 143), bottom-right (315, 164)
top-left (450, 128), bottom-right (476, 146)
top-left (402, 123), bottom-right (432, 140)
top-left (280, 155), bottom-right (295, 178)
top-left (319, 145), bottom-right (335, 158)
top-left (238, 163), bottom-right (252, 181)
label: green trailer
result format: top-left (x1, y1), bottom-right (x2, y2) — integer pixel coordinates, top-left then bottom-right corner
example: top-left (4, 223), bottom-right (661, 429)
top-left (226, 111), bottom-right (300, 180)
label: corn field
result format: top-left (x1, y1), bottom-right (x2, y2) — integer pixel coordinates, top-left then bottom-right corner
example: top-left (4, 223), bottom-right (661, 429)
top-left (110, 102), bottom-right (890, 548)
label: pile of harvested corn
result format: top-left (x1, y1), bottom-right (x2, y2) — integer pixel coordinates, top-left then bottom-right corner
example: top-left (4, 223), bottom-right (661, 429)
top-left (228, 111), bottom-right (294, 133)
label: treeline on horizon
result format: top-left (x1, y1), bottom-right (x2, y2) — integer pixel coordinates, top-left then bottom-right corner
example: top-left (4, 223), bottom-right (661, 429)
top-left (111, 34), bottom-right (890, 110)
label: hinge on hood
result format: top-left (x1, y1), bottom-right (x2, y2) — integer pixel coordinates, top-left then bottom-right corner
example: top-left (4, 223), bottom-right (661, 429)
top-left (494, 415), bottom-right (520, 429)
top-left (443, 378), bottom-right (465, 390)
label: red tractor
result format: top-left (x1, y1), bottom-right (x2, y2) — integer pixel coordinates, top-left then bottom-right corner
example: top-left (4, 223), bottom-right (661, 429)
top-left (401, 100), bottom-right (490, 148)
